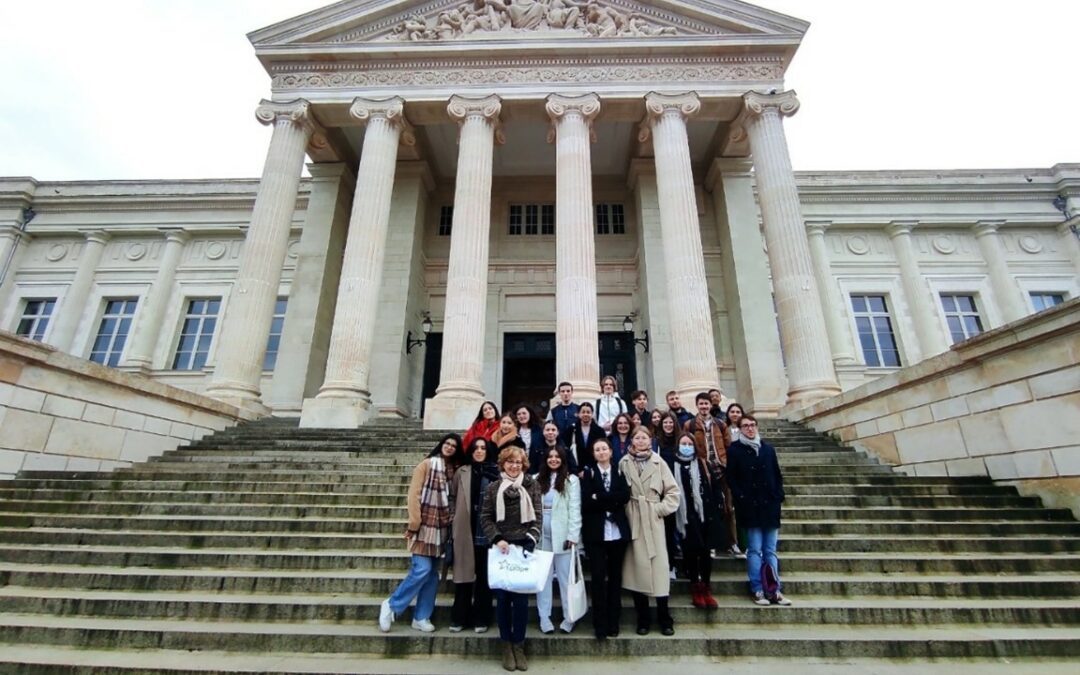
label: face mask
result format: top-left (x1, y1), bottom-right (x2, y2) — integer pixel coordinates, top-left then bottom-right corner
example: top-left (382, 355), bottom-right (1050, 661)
top-left (677, 444), bottom-right (695, 459)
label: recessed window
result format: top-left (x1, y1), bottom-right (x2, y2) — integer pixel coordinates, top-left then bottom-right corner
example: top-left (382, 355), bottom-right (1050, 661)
top-left (15, 298), bottom-right (56, 342)
top-left (851, 294), bottom-right (901, 368)
top-left (508, 204), bottom-right (554, 236)
top-left (1030, 292), bottom-right (1065, 312)
top-left (940, 294), bottom-right (984, 344)
top-left (263, 297), bottom-right (288, 371)
top-left (437, 205), bottom-right (453, 237)
top-left (89, 298), bottom-right (138, 367)
top-left (595, 203), bottom-right (625, 235)
top-left (172, 297), bottom-right (220, 371)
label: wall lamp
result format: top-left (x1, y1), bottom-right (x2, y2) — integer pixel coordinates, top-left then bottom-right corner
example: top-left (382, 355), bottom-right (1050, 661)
top-left (406, 314), bottom-right (433, 354)
top-left (622, 315), bottom-right (650, 353)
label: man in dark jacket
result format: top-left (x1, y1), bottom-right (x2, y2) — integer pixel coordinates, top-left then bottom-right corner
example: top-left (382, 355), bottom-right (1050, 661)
top-left (725, 414), bottom-right (792, 607)
top-left (547, 381), bottom-right (580, 438)
top-left (563, 402), bottom-right (606, 471)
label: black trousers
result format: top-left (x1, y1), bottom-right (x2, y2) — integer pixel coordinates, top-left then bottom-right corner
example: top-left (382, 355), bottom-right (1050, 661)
top-left (451, 545), bottom-right (493, 628)
top-left (631, 592), bottom-right (673, 631)
top-left (663, 514), bottom-right (681, 572)
top-left (496, 590), bottom-right (529, 644)
top-left (586, 538), bottom-right (627, 637)
top-left (682, 546), bottom-right (712, 584)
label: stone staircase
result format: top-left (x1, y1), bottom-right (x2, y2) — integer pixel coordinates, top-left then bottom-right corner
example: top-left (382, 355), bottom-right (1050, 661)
top-left (0, 417), bottom-right (1077, 671)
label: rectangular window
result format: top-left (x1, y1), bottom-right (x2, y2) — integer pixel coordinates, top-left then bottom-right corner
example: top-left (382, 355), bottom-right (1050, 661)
top-left (263, 297), bottom-right (288, 371)
top-left (15, 298), bottom-right (56, 342)
top-left (172, 297), bottom-right (221, 371)
top-left (89, 298), bottom-right (138, 367)
top-left (508, 204), bottom-right (522, 235)
top-left (595, 203), bottom-right (626, 235)
top-left (940, 294), bottom-right (984, 344)
top-left (541, 204), bottom-right (555, 235)
top-left (850, 294), bottom-right (901, 368)
top-left (1030, 292), bottom-right (1065, 312)
top-left (437, 205), bottom-right (453, 236)
top-left (508, 204), bottom-right (555, 235)
top-left (524, 204), bottom-right (539, 235)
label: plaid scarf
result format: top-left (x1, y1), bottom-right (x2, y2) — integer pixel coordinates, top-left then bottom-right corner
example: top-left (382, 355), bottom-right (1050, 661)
top-left (414, 456), bottom-right (452, 557)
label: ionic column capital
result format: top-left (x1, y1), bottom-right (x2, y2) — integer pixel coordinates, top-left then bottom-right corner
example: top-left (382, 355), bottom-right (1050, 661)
top-left (351, 96), bottom-right (415, 145)
top-left (82, 229), bottom-right (111, 245)
top-left (885, 220), bottom-right (920, 239)
top-left (805, 220), bottom-right (833, 238)
top-left (1058, 216), bottom-right (1080, 236)
top-left (545, 93), bottom-right (600, 143)
top-left (255, 99), bottom-right (317, 135)
top-left (972, 219), bottom-right (1006, 238)
top-left (161, 228), bottom-right (190, 245)
top-left (639, 92), bottom-right (700, 142)
top-left (448, 94), bottom-right (505, 144)
top-left (742, 90), bottom-right (801, 119)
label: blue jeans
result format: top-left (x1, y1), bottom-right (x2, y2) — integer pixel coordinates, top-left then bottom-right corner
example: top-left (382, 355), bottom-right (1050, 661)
top-left (745, 528), bottom-right (780, 595)
top-left (496, 590), bottom-right (529, 644)
top-left (387, 554), bottom-right (440, 621)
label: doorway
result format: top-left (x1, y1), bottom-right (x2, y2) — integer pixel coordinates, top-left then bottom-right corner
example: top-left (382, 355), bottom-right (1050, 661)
top-left (419, 333), bottom-right (443, 418)
top-left (502, 333), bottom-right (556, 417)
top-left (599, 331), bottom-right (639, 398)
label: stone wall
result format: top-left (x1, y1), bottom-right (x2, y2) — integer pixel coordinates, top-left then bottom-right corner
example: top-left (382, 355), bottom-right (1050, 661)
top-left (0, 331), bottom-right (248, 478)
top-left (790, 298), bottom-right (1080, 516)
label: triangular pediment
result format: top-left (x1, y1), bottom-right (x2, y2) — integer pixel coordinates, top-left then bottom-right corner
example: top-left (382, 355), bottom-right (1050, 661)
top-left (250, 0), bottom-right (807, 47)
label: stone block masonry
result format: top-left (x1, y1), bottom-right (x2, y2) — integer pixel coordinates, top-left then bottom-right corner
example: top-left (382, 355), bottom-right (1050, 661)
top-left (791, 298), bottom-right (1080, 517)
top-left (0, 331), bottom-right (248, 479)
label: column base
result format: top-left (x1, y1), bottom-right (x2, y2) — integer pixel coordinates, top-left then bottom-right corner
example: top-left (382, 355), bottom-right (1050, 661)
top-left (782, 380), bottom-right (843, 416)
top-left (423, 394), bottom-right (483, 431)
top-left (204, 382), bottom-right (271, 419)
top-left (299, 396), bottom-right (374, 429)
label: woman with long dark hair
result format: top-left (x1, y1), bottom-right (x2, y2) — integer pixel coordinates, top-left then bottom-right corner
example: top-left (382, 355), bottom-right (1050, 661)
top-left (607, 412), bottom-right (634, 464)
top-left (449, 438), bottom-right (500, 633)
top-left (463, 401), bottom-right (501, 449)
top-left (492, 413), bottom-right (519, 450)
top-left (534, 445), bottom-right (581, 634)
top-left (724, 403), bottom-right (746, 445)
top-left (378, 433), bottom-right (463, 634)
top-left (513, 403), bottom-right (544, 460)
top-left (580, 437), bottom-right (630, 640)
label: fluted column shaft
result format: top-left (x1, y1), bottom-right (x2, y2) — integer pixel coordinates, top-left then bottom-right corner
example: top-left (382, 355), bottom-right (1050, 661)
top-left (206, 100), bottom-right (315, 408)
top-left (740, 91), bottom-right (839, 407)
top-left (805, 221), bottom-right (857, 365)
top-left (317, 98), bottom-right (411, 404)
top-left (973, 220), bottom-right (1028, 323)
top-left (125, 230), bottom-right (189, 372)
top-left (642, 92), bottom-right (719, 397)
top-left (49, 230), bottom-right (110, 352)
top-left (886, 221), bottom-right (948, 360)
top-left (547, 94), bottom-right (602, 400)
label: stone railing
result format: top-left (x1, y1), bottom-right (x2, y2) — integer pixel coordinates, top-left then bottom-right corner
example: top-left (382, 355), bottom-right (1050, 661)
top-left (0, 332), bottom-right (250, 478)
top-left (790, 298), bottom-right (1080, 517)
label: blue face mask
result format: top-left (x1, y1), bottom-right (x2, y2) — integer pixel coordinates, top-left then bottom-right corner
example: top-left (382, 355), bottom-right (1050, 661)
top-left (677, 444), bottom-right (695, 460)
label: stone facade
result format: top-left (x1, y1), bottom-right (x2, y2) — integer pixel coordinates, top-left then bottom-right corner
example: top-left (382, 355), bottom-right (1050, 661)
top-left (0, 0), bottom-right (1078, 428)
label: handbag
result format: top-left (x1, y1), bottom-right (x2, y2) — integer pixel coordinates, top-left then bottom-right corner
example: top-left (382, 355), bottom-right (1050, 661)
top-left (487, 545), bottom-right (555, 594)
top-left (564, 545), bottom-right (588, 623)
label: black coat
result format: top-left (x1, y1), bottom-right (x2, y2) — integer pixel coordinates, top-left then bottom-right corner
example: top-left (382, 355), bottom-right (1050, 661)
top-left (726, 439), bottom-right (784, 530)
top-left (529, 441), bottom-right (578, 476)
top-left (579, 463), bottom-right (631, 546)
top-left (563, 422), bottom-right (607, 469)
top-left (672, 457), bottom-right (728, 550)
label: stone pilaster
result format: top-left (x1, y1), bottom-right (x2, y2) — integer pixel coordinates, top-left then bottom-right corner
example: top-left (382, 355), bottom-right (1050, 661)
top-left (737, 90), bottom-right (840, 408)
top-left (546, 93), bottom-right (602, 402)
top-left (973, 220), bottom-right (1029, 323)
top-left (641, 92), bottom-right (719, 399)
top-left (0, 225), bottom-right (30, 305)
top-left (302, 97), bottom-right (413, 429)
top-left (205, 99), bottom-right (317, 414)
top-left (805, 220), bottom-right (858, 366)
top-left (424, 95), bottom-right (502, 430)
top-left (124, 229), bottom-right (190, 372)
top-left (885, 221), bottom-right (948, 361)
top-left (1058, 218), bottom-right (1080, 275)
top-left (49, 230), bottom-right (110, 352)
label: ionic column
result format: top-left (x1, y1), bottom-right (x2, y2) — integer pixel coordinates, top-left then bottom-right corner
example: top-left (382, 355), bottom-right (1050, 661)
top-left (124, 229), bottom-right (189, 372)
top-left (206, 100), bottom-right (317, 412)
top-left (973, 220), bottom-right (1029, 323)
top-left (424, 95), bottom-right (503, 430)
top-left (302, 97), bottom-right (412, 428)
top-left (547, 93), bottom-right (602, 401)
top-left (640, 92), bottom-right (720, 398)
top-left (739, 91), bottom-right (840, 407)
top-left (885, 221), bottom-right (948, 360)
top-left (49, 230), bottom-right (110, 352)
top-left (805, 221), bottom-right (858, 365)
top-left (1058, 218), bottom-right (1080, 275)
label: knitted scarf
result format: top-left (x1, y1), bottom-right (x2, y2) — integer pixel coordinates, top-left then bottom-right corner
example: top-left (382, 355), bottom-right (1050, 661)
top-left (496, 471), bottom-right (536, 524)
top-left (674, 455), bottom-right (704, 538)
top-left (741, 433), bottom-right (762, 455)
top-left (415, 456), bottom-right (452, 557)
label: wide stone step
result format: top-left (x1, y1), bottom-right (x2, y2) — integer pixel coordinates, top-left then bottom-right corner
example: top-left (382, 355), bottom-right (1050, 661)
top-left (0, 588), bottom-right (1076, 627)
top-left (0, 615), bottom-right (1076, 658)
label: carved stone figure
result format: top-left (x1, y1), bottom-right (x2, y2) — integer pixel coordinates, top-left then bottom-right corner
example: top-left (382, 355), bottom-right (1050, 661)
top-left (547, 0), bottom-right (584, 29)
top-left (506, 0), bottom-right (547, 30)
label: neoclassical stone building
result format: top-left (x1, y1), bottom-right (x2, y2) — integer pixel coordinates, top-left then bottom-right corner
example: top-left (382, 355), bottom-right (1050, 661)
top-left (1, 0), bottom-right (1077, 430)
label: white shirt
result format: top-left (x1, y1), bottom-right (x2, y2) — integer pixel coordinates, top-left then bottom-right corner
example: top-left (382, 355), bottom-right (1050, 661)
top-left (598, 467), bottom-right (622, 542)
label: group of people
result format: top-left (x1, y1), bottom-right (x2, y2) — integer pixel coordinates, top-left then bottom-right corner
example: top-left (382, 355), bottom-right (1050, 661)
top-left (378, 376), bottom-right (789, 672)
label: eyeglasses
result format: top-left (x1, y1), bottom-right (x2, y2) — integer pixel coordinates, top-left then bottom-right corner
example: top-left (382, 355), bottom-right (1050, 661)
top-left (503, 460), bottom-right (523, 465)
top-left (740, 422), bottom-right (757, 429)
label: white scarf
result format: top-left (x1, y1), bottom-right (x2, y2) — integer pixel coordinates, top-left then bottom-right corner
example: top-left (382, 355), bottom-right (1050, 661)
top-left (496, 472), bottom-right (536, 523)
top-left (741, 434), bottom-right (762, 455)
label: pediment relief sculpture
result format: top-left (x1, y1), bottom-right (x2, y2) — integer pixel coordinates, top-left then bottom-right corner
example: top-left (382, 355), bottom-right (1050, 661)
top-left (384, 0), bottom-right (686, 41)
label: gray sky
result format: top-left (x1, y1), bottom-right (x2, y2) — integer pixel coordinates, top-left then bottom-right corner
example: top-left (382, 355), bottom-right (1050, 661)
top-left (1, 0), bottom-right (1077, 181)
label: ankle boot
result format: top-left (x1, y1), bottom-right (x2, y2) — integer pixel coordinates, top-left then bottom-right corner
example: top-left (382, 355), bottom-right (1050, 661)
top-left (690, 582), bottom-right (706, 609)
top-left (512, 642), bottom-right (528, 671)
top-left (701, 583), bottom-right (718, 609)
top-left (502, 642), bottom-right (516, 672)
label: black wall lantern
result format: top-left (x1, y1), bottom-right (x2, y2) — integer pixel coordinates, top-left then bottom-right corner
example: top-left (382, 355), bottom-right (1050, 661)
top-left (622, 315), bottom-right (650, 353)
top-left (406, 314), bottom-right (433, 354)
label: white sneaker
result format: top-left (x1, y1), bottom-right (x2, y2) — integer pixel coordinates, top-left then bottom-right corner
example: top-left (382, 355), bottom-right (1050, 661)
top-left (730, 545), bottom-right (747, 559)
top-left (752, 592), bottom-right (771, 607)
top-left (412, 618), bottom-right (436, 633)
top-left (559, 619), bottom-right (575, 633)
top-left (771, 592), bottom-right (793, 606)
top-left (539, 617), bottom-right (555, 634)
top-left (474, 625), bottom-right (489, 634)
top-left (378, 599), bottom-right (395, 632)
top-left (448, 624), bottom-right (464, 633)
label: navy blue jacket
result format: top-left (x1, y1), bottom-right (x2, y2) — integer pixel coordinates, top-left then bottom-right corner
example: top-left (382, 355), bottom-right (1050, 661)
top-left (726, 439), bottom-right (784, 530)
top-left (547, 403), bottom-right (580, 438)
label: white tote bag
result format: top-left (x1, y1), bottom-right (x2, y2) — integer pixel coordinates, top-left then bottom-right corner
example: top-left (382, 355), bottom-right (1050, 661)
top-left (564, 546), bottom-right (589, 623)
top-left (487, 545), bottom-right (555, 594)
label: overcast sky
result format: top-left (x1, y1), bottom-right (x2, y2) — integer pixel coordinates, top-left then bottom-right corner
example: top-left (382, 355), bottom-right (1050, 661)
top-left (1, 0), bottom-right (1077, 181)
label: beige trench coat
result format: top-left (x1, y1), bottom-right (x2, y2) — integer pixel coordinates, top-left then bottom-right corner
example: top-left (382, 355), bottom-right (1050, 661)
top-left (449, 465), bottom-right (477, 583)
top-left (619, 452), bottom-right (681, 597)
